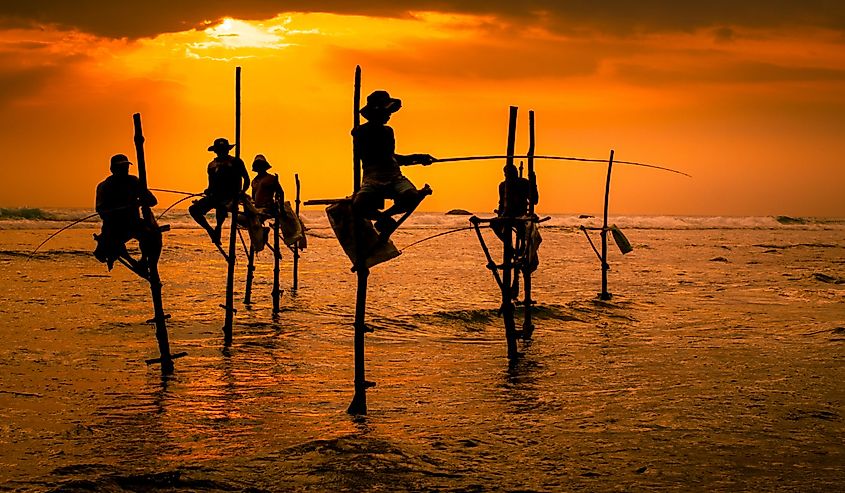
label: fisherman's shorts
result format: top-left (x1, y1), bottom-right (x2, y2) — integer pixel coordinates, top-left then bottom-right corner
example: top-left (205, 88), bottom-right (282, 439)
top-left (358, 176), bottom-right (416, 199)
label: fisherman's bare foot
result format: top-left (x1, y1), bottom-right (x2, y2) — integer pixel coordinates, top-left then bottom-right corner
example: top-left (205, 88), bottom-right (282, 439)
top-left (209, 228), bottom-right (222, 245)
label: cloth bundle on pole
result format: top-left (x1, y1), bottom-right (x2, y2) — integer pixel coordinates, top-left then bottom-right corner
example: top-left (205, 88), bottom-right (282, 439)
top-left (280, 201), bottom-right (307, 248)
top-left (326, 201), bottom-right (400, 269)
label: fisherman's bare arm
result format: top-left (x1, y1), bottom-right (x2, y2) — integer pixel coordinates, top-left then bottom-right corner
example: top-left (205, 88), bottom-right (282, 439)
top-left (240, 160), bottom-right (250, 194)
top-left (395, 153), bottom-right (436, 166)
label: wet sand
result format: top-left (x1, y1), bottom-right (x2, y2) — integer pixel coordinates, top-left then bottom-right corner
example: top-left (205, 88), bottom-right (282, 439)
top-left (0, 215), bottom-right (843, 491)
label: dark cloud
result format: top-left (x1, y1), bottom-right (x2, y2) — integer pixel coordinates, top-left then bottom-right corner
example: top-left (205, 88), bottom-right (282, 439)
top-left (615, 60), bottom-right (845, 86)
top-left (1, 1), bottom-right (844, 39)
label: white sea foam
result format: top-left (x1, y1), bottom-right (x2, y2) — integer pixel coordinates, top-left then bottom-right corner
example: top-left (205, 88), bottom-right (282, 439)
top-left (1, 208), bottom-right (842, 231)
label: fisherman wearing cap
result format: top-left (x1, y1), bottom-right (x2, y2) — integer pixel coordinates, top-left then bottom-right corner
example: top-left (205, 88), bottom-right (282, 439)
top-left (250, 154), bottom-right (283, 214)
top-left (189, 137), bottom-right (250, 244)
top-left (93, 153), bottom-right (158, 270)
top-left (352, 90), bottom-right (436, 233)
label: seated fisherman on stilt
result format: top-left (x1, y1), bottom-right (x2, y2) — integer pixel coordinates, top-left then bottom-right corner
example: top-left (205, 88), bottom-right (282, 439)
top-left (351, 90), bottom-right (436, 234)
top-left (93, 153), bottom-right (158, 276)
top-left (189, 137), bottom-right (250, 245)
top-left (494, 162), bottom-right (539, 242)
top-left (494, 162), bottom-right (540, 298)
top-left (243, 153), bottom-right (283, 251)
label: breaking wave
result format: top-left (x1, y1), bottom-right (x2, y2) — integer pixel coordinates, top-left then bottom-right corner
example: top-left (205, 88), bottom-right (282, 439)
top-left (2, 207), bottom-right (842, 232)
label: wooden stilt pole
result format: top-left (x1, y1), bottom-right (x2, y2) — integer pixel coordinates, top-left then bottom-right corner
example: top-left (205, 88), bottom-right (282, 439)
top-left (599, 149), bottom-right (615, 301)
top-left (522, 110), bottom-right (536, 339)
top-left (502, 106), bottom-right (519, 360)
top-left (272, 182), bottom-right (282, 314)
top-left (348, 65), bottom-right (370, 415)
top-left (352, 66), bottom-right (362, 193)
top-left (292, 173), bottom-right (301, 291)
top-left (133, 113), bottom-right (184, 373)
top-left (243, 245), bottom-right (255, 304)
top-left (222, 66), bottom-right (241, 345)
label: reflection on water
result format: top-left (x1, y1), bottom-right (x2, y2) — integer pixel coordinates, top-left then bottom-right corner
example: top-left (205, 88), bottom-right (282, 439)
top-left (0, 222), bottom-right (843, 491)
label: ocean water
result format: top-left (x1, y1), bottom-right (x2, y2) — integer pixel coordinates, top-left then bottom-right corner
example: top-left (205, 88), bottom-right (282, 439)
top-left (0, 210), bottom-right (843, 492)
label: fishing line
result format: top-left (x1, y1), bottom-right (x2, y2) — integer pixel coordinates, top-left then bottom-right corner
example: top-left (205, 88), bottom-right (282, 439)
top-left (431, 154), bottom-right (691, 178)
top-left (400, 225), bottom-right (481, 252)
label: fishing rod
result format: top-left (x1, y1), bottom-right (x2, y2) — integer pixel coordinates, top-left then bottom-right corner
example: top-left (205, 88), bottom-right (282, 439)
top-left (424, 154), bottom-right (691, 178)
top-left (149, 188), bottom-right (197, 196)
top-left (26, 211), bottom-right (103, 260)
top-left (399, 225), bottom-right (480, 252)
top-left (27, 206), bottom-right (138, 260)
top-left (156, 193), bottom-right (203, 220)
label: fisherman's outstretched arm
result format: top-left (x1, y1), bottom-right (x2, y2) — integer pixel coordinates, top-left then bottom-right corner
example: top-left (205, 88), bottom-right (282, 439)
top-left (395, 153), bottom-right (436, 165)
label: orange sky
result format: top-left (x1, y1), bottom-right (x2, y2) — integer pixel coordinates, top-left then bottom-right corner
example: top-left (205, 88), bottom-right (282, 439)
top-left (0, 4), bottom-right (843, 216)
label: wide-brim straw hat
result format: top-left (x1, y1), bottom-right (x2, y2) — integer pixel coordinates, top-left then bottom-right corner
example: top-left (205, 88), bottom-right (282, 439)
top-left (208, 137), bottom-right (236, 152)
top-left (360, 90), bottom-right (402, 119)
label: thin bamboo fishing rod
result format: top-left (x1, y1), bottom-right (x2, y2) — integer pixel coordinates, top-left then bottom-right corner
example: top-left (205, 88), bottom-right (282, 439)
top-left (149, 188), bottom-right (196, 196)
top-left (429, 154), bottom-right (691, 178)
top-left (157, 194), bottom-right (203, 220)
top-left (26, 211), bottom-right (102, 260)
top-left (399, 225), bottom-right (480, 252)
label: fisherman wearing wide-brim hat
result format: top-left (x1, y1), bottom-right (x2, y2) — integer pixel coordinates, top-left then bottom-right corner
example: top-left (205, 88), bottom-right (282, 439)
top-left (352, 90), bottom-right (437, 233)
top-left (189, 137), bottom-right (250, 245)
top-left (93, 153), bottom-right (158, 270)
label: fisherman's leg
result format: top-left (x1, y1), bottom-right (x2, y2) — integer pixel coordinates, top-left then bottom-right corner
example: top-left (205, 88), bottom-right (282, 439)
top-left (211, 205), bottom-right (231, 244)
top-left (352, 187), bottom-right (384, 221)
top-left (189, 197), bottom-right (218, 242)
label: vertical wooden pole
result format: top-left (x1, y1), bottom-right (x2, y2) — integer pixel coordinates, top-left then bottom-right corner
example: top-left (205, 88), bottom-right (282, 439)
top-left (243, 245), bottom-right (255, 304)
top-left (223, 66), bottom-right (241, 345)
top-left (272, 180), bottom-right (281, 314)
top-left (348, 66), bottom-right (369, 415)
top-left (502, 106), bottom-right (519, 360)
top-left (353, 66), bottom-right (362, 193)
top-left (292, 173), bottom-right (301, 291)
top-left (600, 149), bottom-right (615, 301)
top-left (522, 110), bottom-right (536, 338)
top-left (133, 113), bottom-right (174, 374)
top-left (527, 111), bottom-right (536, 216)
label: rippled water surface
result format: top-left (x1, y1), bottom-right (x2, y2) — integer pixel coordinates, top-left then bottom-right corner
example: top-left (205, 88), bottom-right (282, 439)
top-left (1, 213), bottom-right (843, 491)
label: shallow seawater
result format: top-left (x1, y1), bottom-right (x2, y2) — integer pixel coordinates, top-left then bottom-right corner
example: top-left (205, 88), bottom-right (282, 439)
top-left (0, 213), bottom-right (843, 492)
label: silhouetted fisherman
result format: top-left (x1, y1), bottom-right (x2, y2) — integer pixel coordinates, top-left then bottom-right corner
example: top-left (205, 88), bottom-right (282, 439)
top-left (495, 162), bottom-right (541, 293)
top-left (189, 137), bottom-right (249, 244)
top-left (351, 90), bottom-right (435, 233)
top-left (497, 162), bottom-right (538, 220)
top-left (251, 154), bottom-right (284, 215)
top-left (93, 153), bottom-right (158, 273)
top-left (245, 154), bottom-right (284, 249)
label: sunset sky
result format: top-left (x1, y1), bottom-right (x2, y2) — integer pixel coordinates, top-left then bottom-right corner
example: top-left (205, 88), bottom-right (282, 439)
top-left (1, 2), bottom-right (843, 216)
